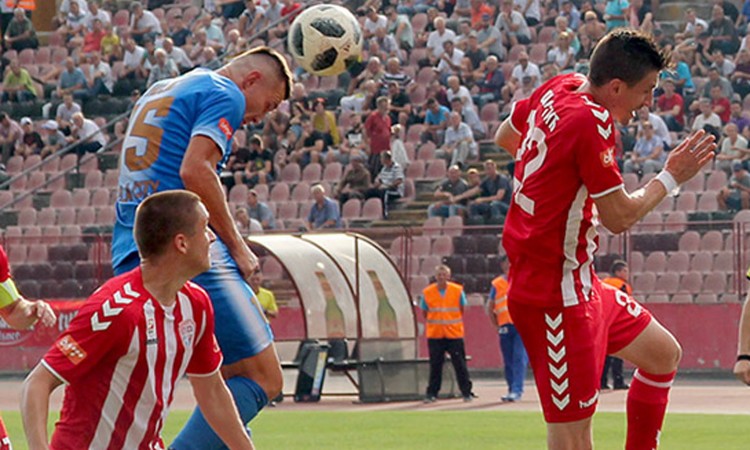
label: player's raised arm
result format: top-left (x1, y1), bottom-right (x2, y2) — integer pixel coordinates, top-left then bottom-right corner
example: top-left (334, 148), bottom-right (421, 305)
top-left (189, 372), bottom-right (255, 450)
top-left (494, 118), bottom-right (522, 158)
top-left (21, 364), bottom-right (63, 450)
top-left (180, 135), bottom-right (259, 278)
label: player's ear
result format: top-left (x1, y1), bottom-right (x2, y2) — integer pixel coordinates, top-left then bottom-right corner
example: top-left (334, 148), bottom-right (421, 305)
top-left (241, 70), bottom-right (262, 89)
top-left (174, 233), bottom-right (189, 255)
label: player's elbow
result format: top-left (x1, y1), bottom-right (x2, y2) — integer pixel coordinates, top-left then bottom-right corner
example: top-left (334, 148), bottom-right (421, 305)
top-left (599, 214), bottom-right (636, 235)
top-left (180, 161), bottom-right (212, 190)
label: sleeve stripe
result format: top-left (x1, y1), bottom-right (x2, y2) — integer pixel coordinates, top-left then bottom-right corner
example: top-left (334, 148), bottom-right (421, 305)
top-left (186, 356), bottom-right (223, 378)
top-left (508, 102), bottom-right (521, 135)
top-left (41, 359), bottom-right (70, 385)
top-left (590, 183), bottom-right (624, 199)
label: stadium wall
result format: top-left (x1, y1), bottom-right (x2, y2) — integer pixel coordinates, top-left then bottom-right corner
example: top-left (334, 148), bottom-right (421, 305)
top-left (0, 303), bottom-right (742, 372)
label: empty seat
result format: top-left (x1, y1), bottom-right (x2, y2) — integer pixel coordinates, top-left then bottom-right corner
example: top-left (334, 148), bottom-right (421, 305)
top-left (695, 293), bottom-right (718, 303)
top-left (646, 294), bottom-right (670, 303)
top-left (361, 198), bottom-right (383, 219)
top-left (476, 235), bottom-right (500, 255)
top-left (643, 252), bottom-right (667, 272)
top-left (322, 162), bottom-right (342, 182)
top-left (42, 225), bottom-right (62, 244)
top-left (405, 160), bottom-right (425, 179)
top-left (443, 215), bottom-right (463, 237)
top-left (96, 206), bottom-right (115, 225)
top-left (678, 231), bottom-right (701, 252)
top-left (420, 255), bottom-right (442, 276)
top-left (18, 208), bottom-right (37, 226)
top-left (50, 190), bottom-right (73, 208)
top-left (341, 198), bottom-right (361, 219)
top-left (465, 255), bottom-right (487, 274)
top-left (280, 163), bottom-right (301, 183)
top-left (409, 275), bottom-right (429, 296)
top-left (301, 163), bottom-right (322, 182)
top-left (76, 207), bottom-right (96, 225)
top-left (228, 184), bottom-right (249, 204)
top-left (700, 230), bottom-right (723, 252)
top-left (680, 271), bottom-right (703, 293)
top-left (431, 235), bottom-right (454, 256)
top-left (453, 235), bottom-right (478, 254)
top-left (84, 171), bottom-right (103, 188)
top-left (706, 170), bottom-right (727, 191)
top-left (411, 236), bottom-right (431, 256)
top-left (666, 251), bottom-right (690, 273)
top-left (90, 188), bottom-right (111, 207)
top-left (291, 182), bottom-right (311, 202)
top-left (675, 191), bottom-right (697, 211)
top-left (17, 280), bottom-right (40, 298)
top-left (27, 244), bottom-right (47, 263)
top-left (103, 170), bottom-right (119, 188)
top-left (270, 182), bottom-right (290, 202)
top-left (697, 193), bottom-right (718, 211)
top-left (37, 208), bottom-right (57, 226)
top-left (714, 251), bottom-right (734, 272)
top-left (632, 272), bottom-right (656, 293)
top-left (663, 211), bottom-right (687, 232)
top-left (683, 174), bottom-right (704, 192)
top-left (703, 272), bottom-right (726, 294)
top-left (422, 217), bottom-right (442, 236)
top-left (425, 160), bottom-right (447, 179)
top-left (443, 255), bottom-right (465, 273)
top-left (670, 292), bottom-right (693, 303)
top-left (277, 202), bottom-right (299, 220)
top-left (690, 251), bottom-right (713, 272)
top-left (655, 273), bottom-right (679, 293)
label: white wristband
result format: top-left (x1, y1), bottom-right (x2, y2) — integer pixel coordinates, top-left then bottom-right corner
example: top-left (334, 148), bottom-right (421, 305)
top-left (655, 170), bottom-right (679, 197)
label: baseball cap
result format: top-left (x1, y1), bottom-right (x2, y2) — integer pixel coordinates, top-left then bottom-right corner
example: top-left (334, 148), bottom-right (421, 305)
top-left (481, 13), bottom-right (491, 21)
top-left (733, 162), bottom-right (744, 172)
top-left (20, 117), bottom-right (32, 126)
top-left (42, 120), bottom-right (58, 130)
top-left (248, 188), bottom-right (258, 196)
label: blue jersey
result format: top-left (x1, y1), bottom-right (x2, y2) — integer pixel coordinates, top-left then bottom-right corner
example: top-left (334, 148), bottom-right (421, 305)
top-left (112, 69), bottom-right (245, 268)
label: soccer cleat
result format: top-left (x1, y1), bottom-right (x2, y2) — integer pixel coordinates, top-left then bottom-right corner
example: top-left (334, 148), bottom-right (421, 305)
top-left (502, 392), bottom-right (522, 402)
top-left (423, 395), bottom-right (437, 404)
top-left (614, 382), bottom-right (630, 390)
top-left (463, 395), bottom-right (474, 402)
top-left (601, 383), bottom-right (612, 390)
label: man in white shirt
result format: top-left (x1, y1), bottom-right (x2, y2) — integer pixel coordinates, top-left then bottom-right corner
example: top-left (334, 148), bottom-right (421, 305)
top-left (501, 51), bottom-right (540, 102)
top-left (446, 75), bottom-right (475, 111)
top-left (426, 17), bottom-right (456, 63)
top-left (635, 106), bottom-right (672, 149)
top-left (676, 8), bottom-right (708, 40)
top-left (514, 0), bottom-right (541, 26)
top-left (439, 112), bottom-right (477, 168)
top-left (692, 98), bottom-right (723, 132)
top-left (435, 40), bottom-right (464, 81)
top-left (363, 6), bottom-right (387, 40)
top-left (496, 0), bottom-right (531, 47)
top-left (70, 112), bottom-right (107, 156)
top-left (129, 1), bottom-right (162, 45)
top-left (86, 51), bottom-right (113, 96)
top-left (84, 0), bottom-right (110, 31)
top-left (122, 37), bottom-right (147, 80)
top-left (162, 37), bottom-right (192, 72)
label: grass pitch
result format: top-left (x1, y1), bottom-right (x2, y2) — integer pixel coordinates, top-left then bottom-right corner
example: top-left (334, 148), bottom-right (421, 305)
top-left (2, 410), bottom-right (746, 449)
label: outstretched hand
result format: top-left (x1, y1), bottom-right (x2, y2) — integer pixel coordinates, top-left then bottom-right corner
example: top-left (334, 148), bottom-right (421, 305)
top-left (26, 299), bottom-right (56, 328)
top-left (663, 130), bottom-right (717, 185)
top-left (733, 360), bottom-right (750, 386)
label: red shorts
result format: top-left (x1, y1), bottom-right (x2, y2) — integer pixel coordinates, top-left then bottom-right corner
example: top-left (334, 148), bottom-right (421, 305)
top-left (0, 416), bottom-right (10, 450)
top-left (509, 283), bottom-right (652, 423)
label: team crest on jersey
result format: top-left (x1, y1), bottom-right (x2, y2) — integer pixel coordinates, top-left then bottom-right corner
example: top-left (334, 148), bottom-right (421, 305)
top-left (600, 146), bottom-right (615, 167)
top-left (218, 118), bottom-right (233, 140)
top-left (56, 334), bottom-right (87, 365)
top-left (179, 319), bottom-right (196, 348)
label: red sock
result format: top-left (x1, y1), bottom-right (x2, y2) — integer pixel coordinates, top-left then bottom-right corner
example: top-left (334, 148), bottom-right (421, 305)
top-left (626, 369), bottom-right (676, 450)
top-left (0, 416), bottom-right (11, 450)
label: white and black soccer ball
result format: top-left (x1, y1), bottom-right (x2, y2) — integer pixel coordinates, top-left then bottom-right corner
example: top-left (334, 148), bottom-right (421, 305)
top-left (288, 4), bottom-right (363, 77)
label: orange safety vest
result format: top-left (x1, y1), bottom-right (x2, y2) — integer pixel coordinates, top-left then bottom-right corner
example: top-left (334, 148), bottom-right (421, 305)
top-left (423, 282), bottom-right (464, 339)
top-left (6, 0), bottom-right (35, 11)
top-left (601, 277), bottom-right (633, 296)
top-left (491, 275), bottom-right (512, 326)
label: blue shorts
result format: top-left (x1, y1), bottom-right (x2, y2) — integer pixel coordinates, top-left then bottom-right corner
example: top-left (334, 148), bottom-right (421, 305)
top-left (114, 240), bottom-right (274, 365)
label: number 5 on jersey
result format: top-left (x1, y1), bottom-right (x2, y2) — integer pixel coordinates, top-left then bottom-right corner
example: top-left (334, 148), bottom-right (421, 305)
top-left (123, 96), bottom-right (175, 171)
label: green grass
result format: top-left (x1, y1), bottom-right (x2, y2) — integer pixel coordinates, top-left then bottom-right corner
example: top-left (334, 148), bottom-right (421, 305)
top-left (2, 410), bottom-right (747, 449)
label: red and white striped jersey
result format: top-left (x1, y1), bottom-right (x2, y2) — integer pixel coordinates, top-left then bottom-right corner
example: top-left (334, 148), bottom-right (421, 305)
top-left (504, 73), bottom-right (623, 308)
top-left (43, 267), bottom-right (222, 450)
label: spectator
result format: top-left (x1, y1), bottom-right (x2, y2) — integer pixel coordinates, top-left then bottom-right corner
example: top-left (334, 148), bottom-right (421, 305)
top-left (553, 16), bottom-right (580, 55)
top-left (220, 0), bottom-right (244, 20)
top-left (336, 153), bottom-right (372, 205)
top-left (693, 97), bottom-right (723, 135)
top-left (623, 121), bottom-right (665, 175)
top-left (386, 6), bottom-right (414, 51)
top-left (472, 55), bottom-right (504, 108)
top-left (710, 84), bottom-right (731, 124)
top-left (628, 0), bottom-right (653, 34)
top-left (363, 6), bottom-right (387, 40)
top-left (709, 49), bottom-right (736, 77)
top-left (201, 47), bottom-right (222, 70)
top-left (455, 160), bottom-right (511, 222)
top-left (86, 51), bottom-right (114, 96)
top-left (438, 112), bottom-right (476, 168)
top-left (386, 81), bottom-right (412, 127)
top-left (263, 109), bottom-right (290, 152)
top-left (244, 188), bottom-right (276, 230)
top-left (450, 97), bottom-right (485, 140)
top-left (40, 120), bottom-right (67, 159)
top-left (496, 0), bottom-right (531, 48)
top-left (422, 97), bottom-right (450, 145)
top-left (446, 76), bottom-right (475, 112)
top-left (547, 31), bottom-right (576, 72)
top-left (390, 124), bottom-right (410, 168)
top-left (292, 119), bottom-right (328, 167)
top-left (85, 0), bottom-right (109, 30)
top-left (1, 59), bottom-right (36, 103)
top-left (365, 151), bottom-right (404, 218)
top-left (16, 117), bottom-right (43, 158)
top-left (347, 56), bottom-right (384, 96)
top-left (234, 207), bottom-right (261, 234)
top-left (100, 22), bottom-right (121, 62)
top-left (146, 48), bottom-right (179, 87)
top-left (55, 94), bottom-right (81, 136)
top-left (716, 123), bottom-right (749, 174)
top-left (249, 271), bottom-right (278, 320)
top-left (238, 0), bottom-right (266, 36)
top-left (634, 106), bottom-right (671, 149)
top-left (675, 8), bottom-right (708, 40)
top-left (661, 50), bottom-right (695, 97)
top-left (510, 75), bottom-right (536, 102)
top-left (162, 37), bottom-right (192, 73)
top-left (56, 57), bottom-right (88, 101)
top-left (731, 48), bottom-right (750, 99)
top-left (81, 17), bottom-right (105, 54)
top-left (168, 13), bottom-right (192, 47)
top-left (4, 8), bottom-right (37, 51)
top-left (708, 4), bottom-right (740, 55)
top-left (63, 0), bottom-right (89, 41)
top-left (121, 38), bottom-right (148, 92)
top-left (130, 1), bottom-right (162, 45)
top-left (0, 113), bottom-right (23, 162)
top-left (461, 33), bottom-right (488, 79)
top-left (370, 26), bottom-right (400, 62)
top-left (475, 13), bottom-right (504, 59)
top-left (730, 100), bottom-right (750, 132)
top-left (718, 162), bottom-right (750, 210)
top-left (655, 78), bottom-right (684, 132)
top-left (434, 40), bottom-right (464, 81)
top-left (701, 67), bottom-right (734, 100)
top-left (578, 10), bottom-right (606, 43)
top-left (560, 0), bottom-right (581, 30)
top-left (382, 56), bottom-right (415, 94)
top-left (600, 260), bottom-right (632, 391)
top-left (312, 98), bottom-right (340, 147)
top-left (364, 96), bottom-right (392, 178)
top-left (502, 52), bottom-right (541, 102)
top-left (466, 167), bottom-right (481, 190)
top-left (225, 29), bottom-right (247, 58)
top-left (306, 184), bottom-right (342, 230)
top-left (69, 112), bottom-right (107, 156)
top-left (604, 0), bottom-right (629, 31)
top-left (428, 164), bottom-right (469, 218)
top-left (243, 135), bottom-right (274, 187)
top-left (426, 17), bottom-right (456, 63)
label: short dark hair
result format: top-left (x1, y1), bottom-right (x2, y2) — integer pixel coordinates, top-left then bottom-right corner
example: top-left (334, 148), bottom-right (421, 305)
top-left (589, 29), bottom-right (671, 87)
top-left (134, 190), bottom-right (203, 259)
top-left (236, 46), bottom-right (293, 101)
top-left (610, 259), bottom-right (628, 275)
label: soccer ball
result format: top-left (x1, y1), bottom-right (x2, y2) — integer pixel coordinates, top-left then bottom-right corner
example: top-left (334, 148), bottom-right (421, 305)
top-left (288, 5), bottom-right (363, 77)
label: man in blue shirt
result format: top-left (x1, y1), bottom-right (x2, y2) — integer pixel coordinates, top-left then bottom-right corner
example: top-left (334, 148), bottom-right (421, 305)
top-left (112, 46), bottom-right (292, 449)
top-left (56, 57), bottom-right (88, 101)
top-left (423, 97), bottom-right (450, 144)
top-left (306, 184), bottom-right (341, 229)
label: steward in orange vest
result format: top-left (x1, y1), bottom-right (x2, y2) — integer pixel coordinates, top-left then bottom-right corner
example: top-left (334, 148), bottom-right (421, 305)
top-left (5, 0), bottom-right (35, 11)
top-left (420, 264), bottom-right (474, 402)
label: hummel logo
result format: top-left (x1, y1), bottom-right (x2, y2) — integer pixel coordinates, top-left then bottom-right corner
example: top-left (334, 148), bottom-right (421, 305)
top-left (91, 313), bottom-right (111, 331)
top-left (545, 313), bottom-right (562, 330)
top-left (590, 108), bottom-right (610, 123)
top-left (579, 391), bottom-right (599, 409)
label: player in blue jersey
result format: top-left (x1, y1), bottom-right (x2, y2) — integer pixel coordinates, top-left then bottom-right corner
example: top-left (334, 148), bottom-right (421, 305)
top-left (112, 46), bottom-right (292, 450)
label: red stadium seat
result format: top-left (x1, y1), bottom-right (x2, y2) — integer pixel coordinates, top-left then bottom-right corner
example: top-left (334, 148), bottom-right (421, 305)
top-left (270, 182), bottom-right (290, 202)
top-left (301, 163), bottom-right (322, 183)
top-left (422, 216), bottom-right (442, 236)
top-left (655, 273), bottom-right (679, 293)
top-left (425, 160), bottom-right (446, 179)
top-left (90, 188), bottom-right (110, 207)
top-left (678, 230), bottom-right (700, 252)
top-left (37, 208), bottom-right (57, 227)
top-left (361, 198), bottom-right (383, 219)
top-left (322, 162), bottom-right (342, 182)
top-left (341, 198), bottom-right (361, 219)
top-left (406, 160), bottom-right (425, 179)
top-left (697, 192), bottom-right (718, 211)
top-left (632, 272), bottom-right (655, 294)
top-left (714, 251), bottom-right (734, 273)
top-left (643, 251), bottom-right (666, 273)
top-left (290, 182), bottom-right (310, 202)
top-left (84, 171), bottom-right (103, 189)
top-left (18, 208), bottom-right (37, 227)
top-left (280, 163), bottom-right (301, 183)
top-left (666, 251), bottom-right (690, 274)
top-left (443, 215), bottom-right (464, 237)
top-left (700, 230), bottom-right (723, 252)
top-left (663, 211), bottom-right (686, 232)
top-left (76, 207), bottom-right (96, 225)
top-left (680, 271), bottom-right (703, 294)
top-left (706, 170), bottom-right (727, 191)
top-left (431, 235), bottom-right (454, 256)
top-left (670, 292), bottom-right (693, 303)
top-left (229, 184), bottom-right (249, 205)
top-left (703, 272), bottom-right (726, 294)
top-left (277, 202), bottom-right (299, 220)
top-left (479, 102), bottom-right (500, 122)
